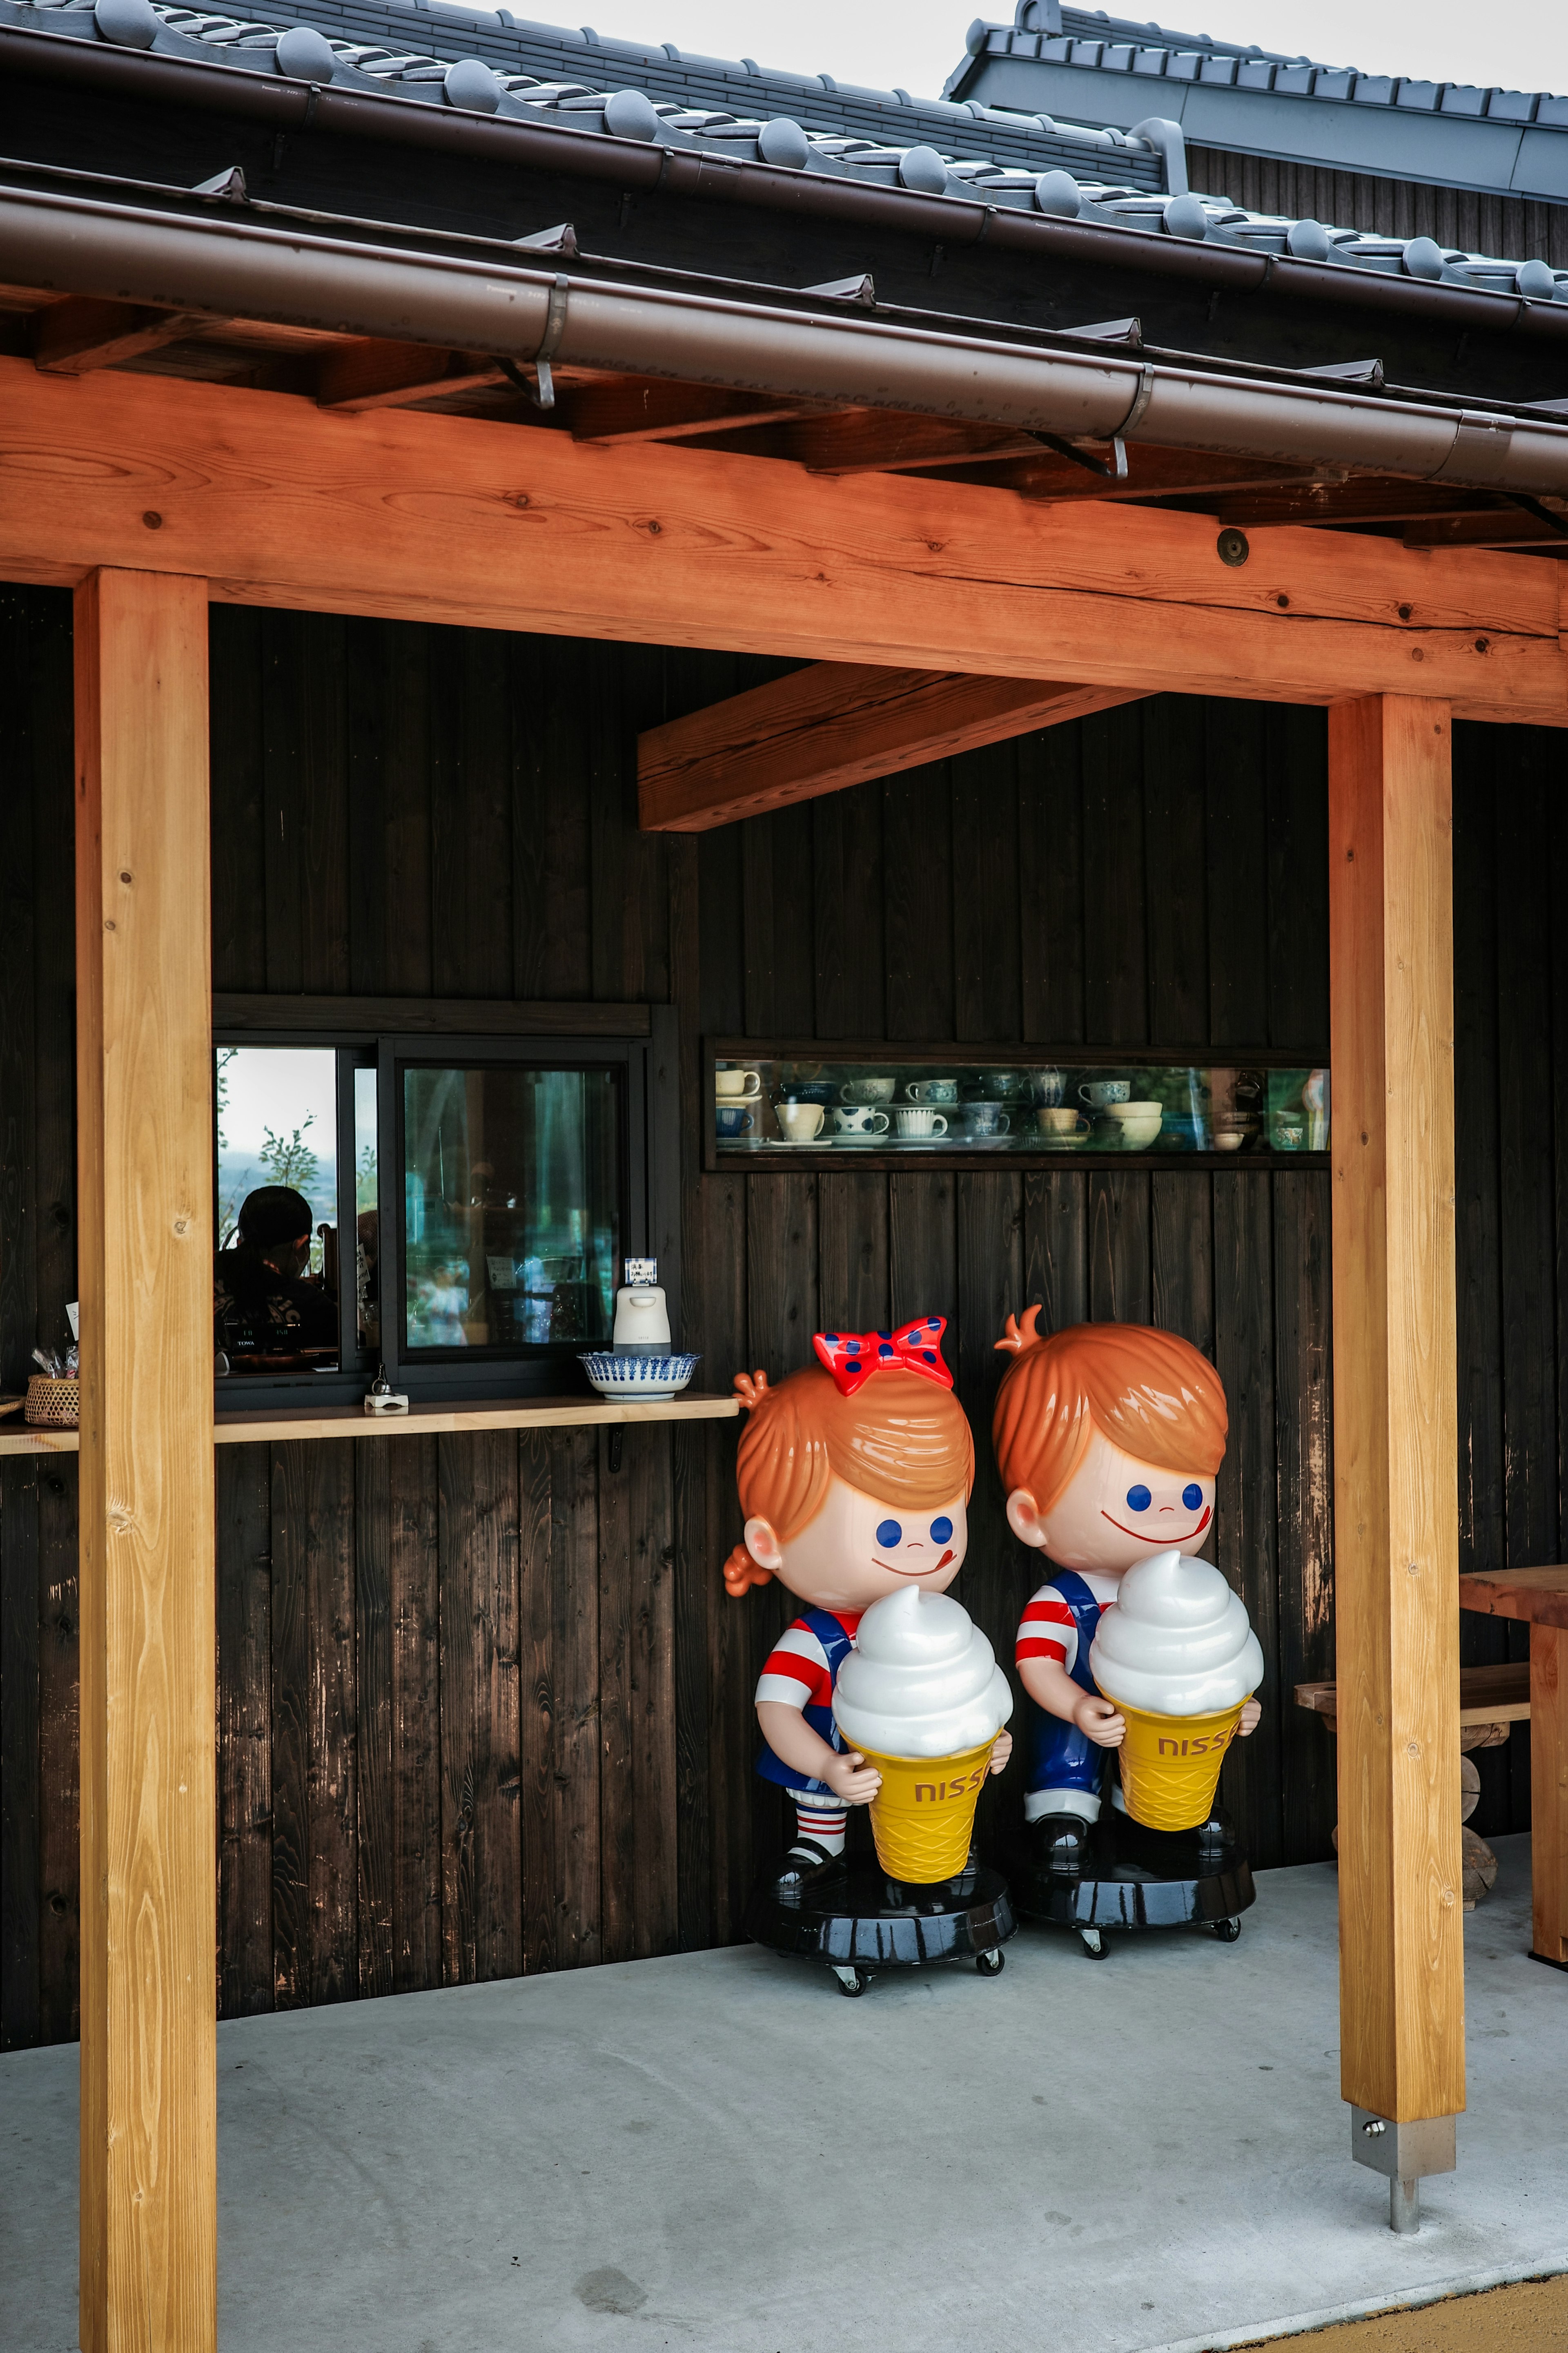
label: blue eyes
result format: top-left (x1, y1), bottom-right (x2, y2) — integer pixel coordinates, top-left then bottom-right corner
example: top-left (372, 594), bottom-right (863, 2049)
top-left (1183, 1483), bottom-right (1205, 1511)
top-left (1125, 1485), bottom-right (1152, 1513)
top-left (875, 1515), bottom-right (955, 1549)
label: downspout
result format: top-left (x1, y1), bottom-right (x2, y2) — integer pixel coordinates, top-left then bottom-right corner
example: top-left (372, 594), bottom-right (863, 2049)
top-left (2, 181), bottom-right (1566, 496)
top-left (4, 25), bottom-right (1568, 349)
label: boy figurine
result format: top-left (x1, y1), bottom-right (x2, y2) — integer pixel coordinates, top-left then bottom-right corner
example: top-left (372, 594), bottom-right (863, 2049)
top-left (992, 1310), bottom-right (1260, 1876)
top-left (727, 1318), bottom-right (1011, 1891)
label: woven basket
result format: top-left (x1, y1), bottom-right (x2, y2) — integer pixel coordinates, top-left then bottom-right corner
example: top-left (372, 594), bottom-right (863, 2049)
top-left (25, 1375), bottom-right (79, 1429)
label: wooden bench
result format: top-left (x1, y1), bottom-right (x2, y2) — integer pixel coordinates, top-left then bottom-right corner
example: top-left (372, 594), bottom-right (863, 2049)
top-left (1294, 1662), bottom-right (1530, 1909)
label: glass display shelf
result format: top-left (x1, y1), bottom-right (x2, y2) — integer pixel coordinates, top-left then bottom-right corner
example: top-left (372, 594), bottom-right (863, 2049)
top-left (703, 1043), bottom-right (1330, 1170)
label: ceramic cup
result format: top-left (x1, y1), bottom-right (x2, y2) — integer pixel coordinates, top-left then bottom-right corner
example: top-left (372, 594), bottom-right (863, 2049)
top-left (840, 1076), bottom-right (895, 1104)
top-left (978, 1071), bottom-right (1024, 1099)
top-left (715, 1106), bottom-right (755, 1138)
top-left (1032, 1066), bottom-right (1066, 1109)
top-left (1080, 1079), bottom-right (1132, 1109)
top-left (1275, 1122), bottom-right (1304, 1152)
top-left (1037, 1107), bottom-right (1091, 1140)
top-left (833, 1106), bottom-right (891, 1135)
top-left (1113, 1120), bottom-right (1162, 1151)
top-left (893, 1107), bottom-right (948, 1138)
top-left (1214, 1131), bottom-right (1245, 1153)
top-left (963, 1103), bottom-right (1011, 1137)
top-left (906, 1079), bottom-right (958, 1105)
top-left (715, 1068), bottom-right (762, 1101)
top-left (776, 1102), bottom-right (825, 1142)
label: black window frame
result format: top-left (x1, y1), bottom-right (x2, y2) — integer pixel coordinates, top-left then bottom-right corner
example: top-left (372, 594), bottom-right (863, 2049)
top-left (212, 1004), bottom-right (679, 1413)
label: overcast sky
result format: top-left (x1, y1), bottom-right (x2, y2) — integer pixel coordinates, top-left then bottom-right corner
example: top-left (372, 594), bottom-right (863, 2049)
top-left (463, 0), bottom-right (1568, 106)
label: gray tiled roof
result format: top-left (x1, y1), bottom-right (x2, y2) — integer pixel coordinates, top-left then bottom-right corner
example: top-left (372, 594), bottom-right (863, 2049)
top-left (947, 3), bottom-right (1568, 203)
top-left (8, 0), bottom-right (1568, 308)
top-left (2, 0), bottom-right (1168, 191)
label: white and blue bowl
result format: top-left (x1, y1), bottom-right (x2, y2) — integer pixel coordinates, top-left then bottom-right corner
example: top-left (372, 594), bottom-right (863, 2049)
top-left (579, 1351), bottom-right (700, 1400)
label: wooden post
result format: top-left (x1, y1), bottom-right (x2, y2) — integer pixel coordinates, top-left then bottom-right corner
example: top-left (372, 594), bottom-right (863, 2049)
top-left (1532, 1625), bottom-right (1568, 1965)
top-left (1328, 694), bottom-right (1465, 2127)
top-left (75, 569), bottom-right (216, 2353)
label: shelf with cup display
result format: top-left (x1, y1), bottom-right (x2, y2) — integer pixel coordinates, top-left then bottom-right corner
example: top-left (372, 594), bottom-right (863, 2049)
top-left (0, 1390), bottom-right (741, 1456)
top-left (704, 1042), bottom-right (1330, 1171)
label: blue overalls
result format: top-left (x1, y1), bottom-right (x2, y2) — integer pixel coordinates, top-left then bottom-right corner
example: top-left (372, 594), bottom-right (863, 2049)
top-left (1025, 1568), bottom-right (1113, 1813)
top-left (755, 1606), bottom-right (855, 1799)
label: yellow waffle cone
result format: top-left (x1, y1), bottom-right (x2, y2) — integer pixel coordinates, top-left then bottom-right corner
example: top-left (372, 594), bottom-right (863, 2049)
top-left (855, 1737), bottom-right (996, 1882)
top-left (1112, 1698), bottom-right (1248, 1831)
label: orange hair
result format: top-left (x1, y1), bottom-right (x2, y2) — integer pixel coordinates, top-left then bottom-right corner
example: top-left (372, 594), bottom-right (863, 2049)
top-left (723, 1361), bottom-right (975, 1597)
top-left (991, 1308), bottom-right (1227, 1515)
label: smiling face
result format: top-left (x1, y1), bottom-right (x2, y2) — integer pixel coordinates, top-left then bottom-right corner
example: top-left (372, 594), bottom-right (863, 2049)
top-left (1015, 1426), bottom-right (1214, 1577)
top-left (744, 1472), bottom-right (969, 1614)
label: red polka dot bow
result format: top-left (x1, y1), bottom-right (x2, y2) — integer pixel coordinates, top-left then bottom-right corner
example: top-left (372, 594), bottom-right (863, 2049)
top-left (813, 1317), bottom-right (953, 1397)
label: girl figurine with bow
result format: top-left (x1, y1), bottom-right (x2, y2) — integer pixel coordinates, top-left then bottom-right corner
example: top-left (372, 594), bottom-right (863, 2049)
top-left (727, 1318), bottom-right (1012, 1894)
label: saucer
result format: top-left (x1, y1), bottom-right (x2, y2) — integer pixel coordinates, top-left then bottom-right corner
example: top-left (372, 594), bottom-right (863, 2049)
top-left (772, 1135), bottom-right (834, 1147)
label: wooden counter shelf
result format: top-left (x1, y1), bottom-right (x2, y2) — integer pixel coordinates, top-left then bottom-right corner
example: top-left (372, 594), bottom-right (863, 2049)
top-left (0, 1391), bottom-right (739, 1454)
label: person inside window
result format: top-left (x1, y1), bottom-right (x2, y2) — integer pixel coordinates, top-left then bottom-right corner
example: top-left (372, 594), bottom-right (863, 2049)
top-left (215, 1185), bottom-right (338, 1371)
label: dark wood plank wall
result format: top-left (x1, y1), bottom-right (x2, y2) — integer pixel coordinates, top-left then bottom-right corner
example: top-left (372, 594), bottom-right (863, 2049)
top-left (0, 582), bottom-right (1540, 2048)
top-left (1185, 148), bottom-right (1568, 268)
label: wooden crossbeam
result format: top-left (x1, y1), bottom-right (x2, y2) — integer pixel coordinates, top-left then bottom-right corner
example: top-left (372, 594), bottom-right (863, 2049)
top-left (315, 340), bottom-right (507, 410)
top-left (638, 663), bottom-right (1138, 830)
top-left (566, 377), bottom-right (826, 442)
top-left (0, 359), bottom-right (1562, 725)
top-left (31, 295), bottom-right (214, 372)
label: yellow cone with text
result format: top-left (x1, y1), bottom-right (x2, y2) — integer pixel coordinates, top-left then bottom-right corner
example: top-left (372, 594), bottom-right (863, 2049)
top-left (1114, 1700), bottom-right (1247, 1831)
top-left (857, 1737), bottom-right (994, 1882)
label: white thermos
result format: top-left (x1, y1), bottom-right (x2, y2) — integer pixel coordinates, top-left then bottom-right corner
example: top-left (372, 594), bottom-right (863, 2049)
top-left (612, 1258), bottom-right (670, 1356)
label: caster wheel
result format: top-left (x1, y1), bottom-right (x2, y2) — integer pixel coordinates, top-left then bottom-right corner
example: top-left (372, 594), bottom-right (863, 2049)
top-left (1213, 1917), bottom-right (1242, 1943)
top-left (1080, 1929), bottom-right (1108, 1959)
top-left (831, 1965), bottom-right (870, 1997)
top-left (976, 1947), bottom-right (1005, 1978)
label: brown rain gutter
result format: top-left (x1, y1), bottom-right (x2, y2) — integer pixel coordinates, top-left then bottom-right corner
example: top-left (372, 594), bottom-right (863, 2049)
top-left (7, 23), bottom-right (1568, 349)
top-left (4, 180), bottom-right (1568, 495)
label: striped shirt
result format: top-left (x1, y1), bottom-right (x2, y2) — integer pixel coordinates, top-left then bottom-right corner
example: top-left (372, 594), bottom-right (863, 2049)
top-left (1016, 1571), bottom-right (1121, 1675)
top-left (756, 1610), bottom-right (864, 1711)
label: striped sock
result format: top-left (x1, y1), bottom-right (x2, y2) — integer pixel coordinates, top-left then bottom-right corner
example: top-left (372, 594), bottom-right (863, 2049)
top-left (792, 1804), bottom-right (847, 1856)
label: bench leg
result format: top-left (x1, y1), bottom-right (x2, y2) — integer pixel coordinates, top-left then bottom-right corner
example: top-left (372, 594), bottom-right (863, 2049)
top-left (1531, 1625), bottom-right (1568, 1967)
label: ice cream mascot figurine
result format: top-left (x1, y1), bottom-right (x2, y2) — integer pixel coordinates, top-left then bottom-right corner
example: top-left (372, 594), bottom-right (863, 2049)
top-left (993, 1309), bottom-right (1265, 1954)
top-left (731, 1318), bottom-right (1018, 1995)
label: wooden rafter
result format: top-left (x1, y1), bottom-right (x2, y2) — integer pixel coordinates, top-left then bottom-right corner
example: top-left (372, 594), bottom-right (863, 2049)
top-left (0, 359), bottom-right (1562, 725)
top-left (31, 295), bottom-right (217, 373)
top-left (565, 377), bottom-right (828, 442)
top-left (315, 340), bottom-right (508, 411)
top-left (638, 664), bottom-right (1139, 830)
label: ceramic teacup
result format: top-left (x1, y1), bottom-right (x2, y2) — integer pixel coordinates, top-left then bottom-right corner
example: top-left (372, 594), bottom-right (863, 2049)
top-left (840, 1076), bottom-right (895, 1104)
top-left (1037, 1107), bottom-right (1091, 1140)
top-left (777, 1102), bottom-right (825, 1142)
top-left (1080, 1079), bottom-right (1132, 1109)
top-left (906, 1079), bottom-right (958, 1105)
top-left (715, 1068), bottom-right (762, 1100)
top-left (715, 1106), bottom-right (754, 1138)
top-left (1274, 1122), bottom-right (1304, 1152)
top-left (978, 1071), bottom-right (1024, 1099)
top-left (893, 1107), bottom-right (948, 1138)
top-left (1214, 1131), bottom-right (1245, 1153)
top-left (1031, 1067), bottom-right (1066, 1109)
top-left (963, 1102), bottom-right (1011, 1137)
top-left (833, 1106), bottom-right (890, 1135)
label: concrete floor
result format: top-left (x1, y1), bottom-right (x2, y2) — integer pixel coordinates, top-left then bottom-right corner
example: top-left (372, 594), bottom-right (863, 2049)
top-left (3, 1835), bottom-right (1566, 2353)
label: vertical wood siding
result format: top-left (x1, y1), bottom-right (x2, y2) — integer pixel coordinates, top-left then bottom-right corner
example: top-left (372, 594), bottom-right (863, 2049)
top-left (0, 584), bottom-right (1538, 2041)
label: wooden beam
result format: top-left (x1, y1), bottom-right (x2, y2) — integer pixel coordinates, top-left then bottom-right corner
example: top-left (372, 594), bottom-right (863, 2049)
top-left (76, 568), bottom-right (216, 2353)
top-left (315, 340), bottom-right (506, 410)
top-left (31, 297), bottom-right (214, 373)
top-left (565, 377), bottom-right (825, 442)
top-left (638, 662), bottom-right (1138, 830)
top-left (1328, 692), bottom-right (1464, 2127)
top-left (0, 360), bottom-right (1562, 723)
top-left (1532, 1626), bottom-right (1568, 1966)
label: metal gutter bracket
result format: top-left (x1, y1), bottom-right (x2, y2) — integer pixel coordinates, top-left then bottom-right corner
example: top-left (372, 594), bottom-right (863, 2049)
top-left (501, 271), bottom-right (570, 409)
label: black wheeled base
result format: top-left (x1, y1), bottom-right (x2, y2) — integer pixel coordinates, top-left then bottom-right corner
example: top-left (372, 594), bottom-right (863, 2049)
top-left (1011, 1809), bottom-right (1256, 1957)
top-left (745, 1860), bottom-right (1016, 1996)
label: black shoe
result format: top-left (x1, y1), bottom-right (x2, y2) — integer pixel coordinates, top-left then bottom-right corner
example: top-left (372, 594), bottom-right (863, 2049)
top-left (1028, 1813), bottom-right (1091, 1879)
top-left (772, 1838), bottom-right (847, 1898)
